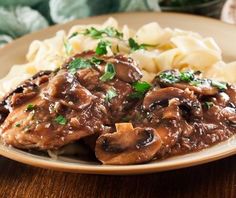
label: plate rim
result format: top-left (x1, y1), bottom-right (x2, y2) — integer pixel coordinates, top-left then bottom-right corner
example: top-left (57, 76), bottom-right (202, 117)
top-left (1, 139), bottom-right (236, 175)
top-left (1, 12), bottom-right (236, 175)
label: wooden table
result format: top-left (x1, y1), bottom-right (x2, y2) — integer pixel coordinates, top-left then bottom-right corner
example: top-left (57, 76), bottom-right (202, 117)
top-left (1, 4), bottom-right (236, 198)
top-left (1, 155), bottom-right (236, 198)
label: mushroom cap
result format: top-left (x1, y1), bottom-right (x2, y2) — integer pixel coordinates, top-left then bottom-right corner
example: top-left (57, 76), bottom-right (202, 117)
top-left (143, 87), bottom-right (203, 118)
top-left (109, 55), bottom-right (143, 83)
top-left (154, 70), bottom-right (219, 96)
top-left (95, 123), bottom-right (162, 165)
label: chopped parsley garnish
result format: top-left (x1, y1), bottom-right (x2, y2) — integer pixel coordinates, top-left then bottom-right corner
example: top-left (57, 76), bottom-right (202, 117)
top-left (129, 81), bottom-right (151, 99)
top-left (55, 115), bottom-right (67, 125)
top-left (211, 80), bottom-right (227, 90)
top-left (95, 40), bottom-right (111, 55)
top-left (100, 63), bottom-right (116, 82)
top-left (63, 32), bottom-right (78, 55)
top-left (68, 32), bottom-right (78, 39)
top-left (159, 72), bottom-right (180, 84)
top-left (116, 45), bottom-right (120, 53)
top-left (133, 81), bottom-right (151, 93)
top-left (103, 27), bottom-right (123, 39)
top-left (68, 58), bottom-right (92, 74)
top-left (128, 38), bottom-right (157, 51)
top-left (179, 71), bottom-right (195, 82)
top-left (63, 40), bottom-right (73, 55)
top-left (15, 123), bottom-right (21, 127)
top-left (90, 56), bottom-right (102, 65)
top-left (105, 88), bottom-right (117, 102)
top-left (68, 57), bottom-right (103, 74)
top-left (26, 104), bottom-right (35, 111)
top-left (128, 92), bottom-right (144, 99)
top-left (84, 27), bottom-right (103, 39)
top-left (158, 70), bottom-right (228, 91)
top-left (190, 80), bottom-right (202, 86)
top-left (83, 27), bottom-right (123, 39)
top-left (128, 38), bottom-right (143, 51)
top-left (205, 102), bottom-right (214, 109)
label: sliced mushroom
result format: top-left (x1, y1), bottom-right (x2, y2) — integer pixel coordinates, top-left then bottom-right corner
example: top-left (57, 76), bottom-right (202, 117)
top-left (143, 87), bottom-right (202, 118)
top-left (95, 123), bottom-right (162, 165)
top-left (171, 83), bottom-right (218, 96)
top-left (109, 55), bottom-right (143, 83)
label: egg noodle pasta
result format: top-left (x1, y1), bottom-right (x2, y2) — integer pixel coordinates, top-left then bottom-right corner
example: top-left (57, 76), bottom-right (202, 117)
top-left (1, 17), bottom-right (235, 97)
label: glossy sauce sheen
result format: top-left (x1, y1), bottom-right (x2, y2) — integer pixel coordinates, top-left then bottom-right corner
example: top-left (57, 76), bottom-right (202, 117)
top-left (0, 52), bottom-right (236, 165)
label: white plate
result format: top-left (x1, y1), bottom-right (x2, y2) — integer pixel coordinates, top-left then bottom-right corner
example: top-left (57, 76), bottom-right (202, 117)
top-left (1, 12), bottom-right (236, 175)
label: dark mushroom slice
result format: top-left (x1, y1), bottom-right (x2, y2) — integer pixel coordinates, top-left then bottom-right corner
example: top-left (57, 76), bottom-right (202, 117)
top-left (107, 55), bottom-right (143, 83)
top-left (95, 123), bottom-right (162, 165)
top-left (143, 87), bottom-right (203, 118)
top-left (170, 83), bottom-right (218, 96)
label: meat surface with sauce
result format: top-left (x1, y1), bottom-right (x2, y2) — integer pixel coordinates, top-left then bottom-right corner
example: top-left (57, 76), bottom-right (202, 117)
top-left (1, 52), bottom-right (236, 165)
top-left (0, 51), bottom-right (143, 150)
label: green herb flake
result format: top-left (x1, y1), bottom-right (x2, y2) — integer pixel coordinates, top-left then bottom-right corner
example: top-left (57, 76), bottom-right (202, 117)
top-left (83, 27), bottom-right (123, 39)
top-left (116, 45), bottom-right (120, 53)
top-left (205, 102), bottom-right (214, 109)
top-left (133, 81), bottom-right (151, 93)
top-left (15, 123), bottom-right (21, 127)
top-left (105, 88), bottom-right (117, 102)
top-left (129, 81), bottom-right (151, 99)
top-left (211, 80), bottom-right (227, 90)
top-left (159, 72), bottom-right (180, 84)
top-left (180, 71), bottom-right (195, 82)
top-left (68, 32), bottom-right (78, 39)
top-left (90, 56), bottom-right (102, 65)
top-left (68, 58), bottom-right (92, 74)
top-left (95, 40), bottom-right (111, 55)
top-left (55, 115), bottom-right (67, 125)
top-left (83, 27), bottom-right (103, 39)
top-left (190, 80), bottom-right (202, 86)
top-left (128, 38), bottom-right (157, 51)
top-left (100, 63), bottom-right (116, 82)
top-left (64, 31), bottom-right (79, 55)
top-left (128, 92), bottom-right (144, 99)
top-left (26, 104), bottom-right (35, 111)
top-left (103, 27), bottom-right (123, 39)
top-left (128, 38), bottom-right (143, 51)
top-left (63, 40), bottom-right (73, 55)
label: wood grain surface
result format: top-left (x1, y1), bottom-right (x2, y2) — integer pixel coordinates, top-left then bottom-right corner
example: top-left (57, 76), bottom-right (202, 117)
top-left (0, 156), bottom-right (236, 198)
top-left (0, 10), bottom-right (235, 198)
